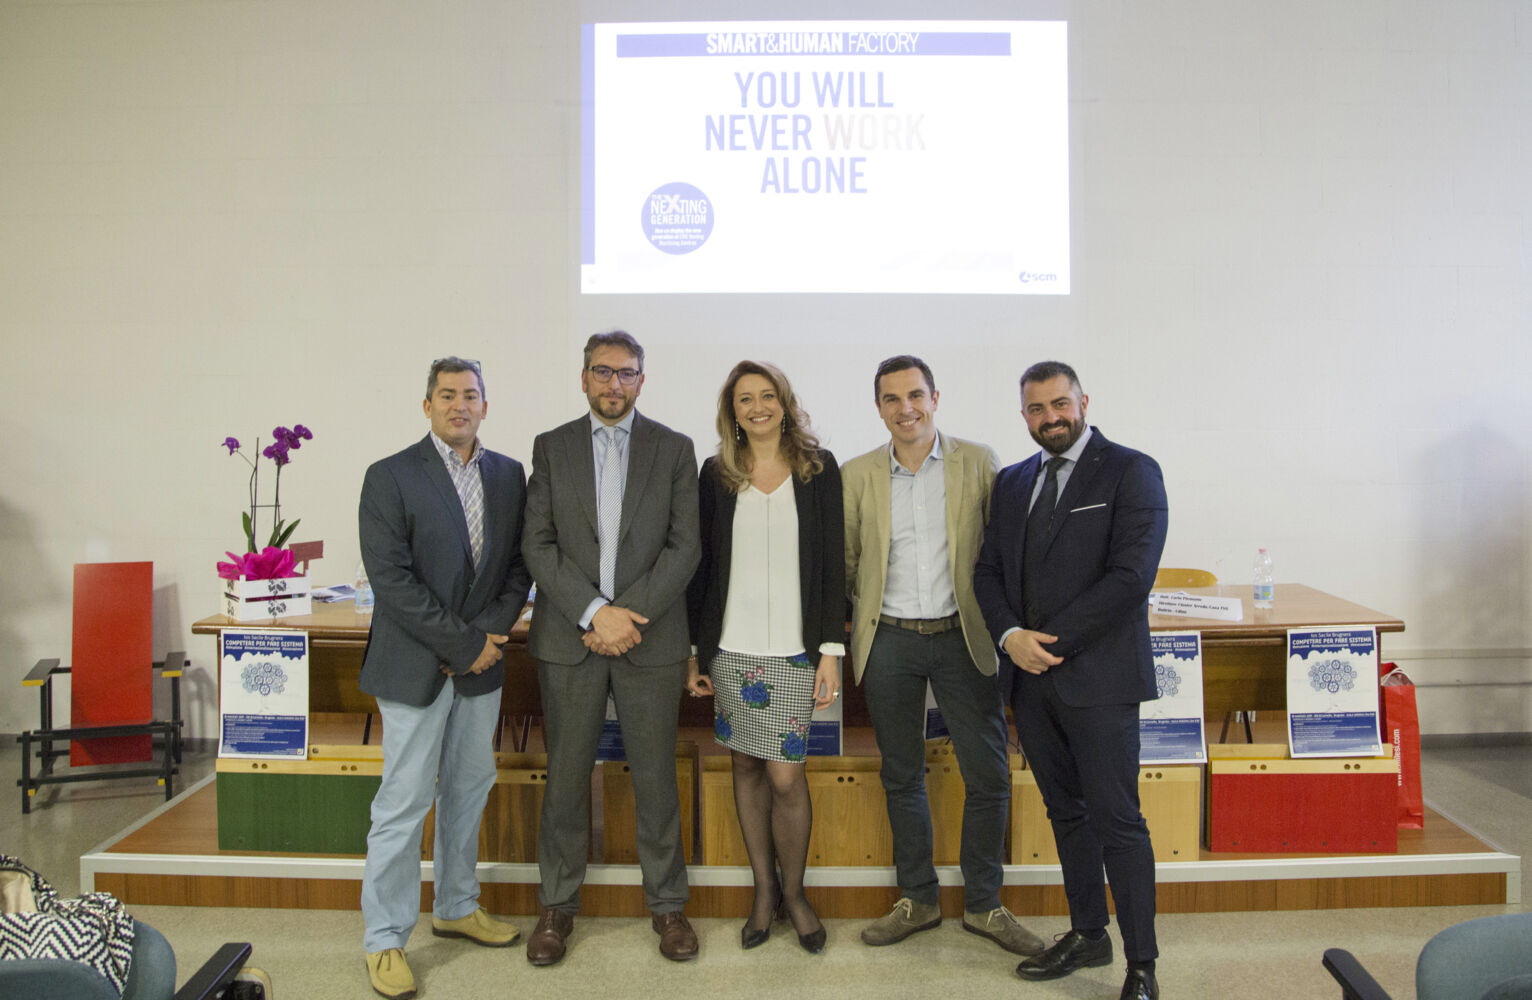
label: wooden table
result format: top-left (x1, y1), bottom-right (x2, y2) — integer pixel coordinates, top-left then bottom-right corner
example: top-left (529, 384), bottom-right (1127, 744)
top-left (192, 603), bottom-right (543, 720)
top-left (194, 583), bottom-right (1403, 722)
top-left (1147, 583), bottom-right (1404, 716)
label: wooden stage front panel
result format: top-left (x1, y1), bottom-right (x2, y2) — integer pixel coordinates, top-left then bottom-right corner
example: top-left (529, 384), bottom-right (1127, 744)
top-left (89, 773), bottom-right (1513, 917)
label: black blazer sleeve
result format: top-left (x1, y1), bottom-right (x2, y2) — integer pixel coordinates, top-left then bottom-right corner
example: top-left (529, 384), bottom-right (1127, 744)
top-left (803, 451), bottom-right (846, 654)
top-left (688, 456), bottom-right (731, 672)
top-left (687, 456), bottom-right (718, 663)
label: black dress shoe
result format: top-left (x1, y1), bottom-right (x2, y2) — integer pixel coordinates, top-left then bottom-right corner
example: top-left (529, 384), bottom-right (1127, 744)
top-left (1015, 930), bottom-right (1113, 980)
top-left (1120, 967), bottom-right (1159, 1000)
top-left (741, 922), bottom-right (770, 949)
top-left (797, 926), bottom-right (826, 954)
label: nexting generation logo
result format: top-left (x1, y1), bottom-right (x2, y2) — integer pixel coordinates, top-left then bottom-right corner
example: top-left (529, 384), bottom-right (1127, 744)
top-left (641, 182), bottom-right (714, 255)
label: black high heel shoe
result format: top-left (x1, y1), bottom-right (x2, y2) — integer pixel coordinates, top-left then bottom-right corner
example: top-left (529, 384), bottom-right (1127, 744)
top-left (742, 883), bottom-right (781, 949)
top-left (784, 894), bottom-right (826, 954)
top-left (741, 921), bottom-right (770, 949)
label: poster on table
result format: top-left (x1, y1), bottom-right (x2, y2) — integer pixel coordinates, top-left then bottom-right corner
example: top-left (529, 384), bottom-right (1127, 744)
top-left (1286, 627), bottom-right (1383, 758)
top-left (581, 20), bottom-right (1070, 295)
top-left (1140, 631), bottom-right (1207, 764)
top-left (218, 628), bottom-right (309, 759)
top-left (924, 682), bottom-right (948, 741)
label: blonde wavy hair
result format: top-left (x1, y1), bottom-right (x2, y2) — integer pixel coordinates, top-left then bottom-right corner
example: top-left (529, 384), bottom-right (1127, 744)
top-left (714, 360), bottom-right (823, 493)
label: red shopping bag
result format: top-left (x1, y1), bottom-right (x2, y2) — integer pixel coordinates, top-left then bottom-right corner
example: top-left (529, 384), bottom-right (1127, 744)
top-left (1379, 662), bottom-right (1424, 829)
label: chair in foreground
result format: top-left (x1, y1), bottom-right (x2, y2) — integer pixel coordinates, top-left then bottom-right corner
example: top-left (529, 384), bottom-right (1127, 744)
top-left (0, 924), bottom-right (263, 1000)
top-left (17, 562), bottom-right (184, 813)
top-left (1323, 913), bottom-right (1532, 1000)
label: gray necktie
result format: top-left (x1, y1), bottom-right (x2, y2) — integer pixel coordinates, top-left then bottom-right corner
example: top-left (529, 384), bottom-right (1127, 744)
top-left (598, 426), bottom-right (625, 600)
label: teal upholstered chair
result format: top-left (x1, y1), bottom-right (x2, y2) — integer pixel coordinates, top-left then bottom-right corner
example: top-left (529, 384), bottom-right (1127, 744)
top-left (0, 921), bottom-right (252, 1000)
top-left (1324, 913), bottom-right (1532, 1000)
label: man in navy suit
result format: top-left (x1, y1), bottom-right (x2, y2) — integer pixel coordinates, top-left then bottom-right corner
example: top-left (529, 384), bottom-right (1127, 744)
top-left (358, 357), bottom-right (532, 1000)
top-left (974, 361), bottom-right (1168, 1000)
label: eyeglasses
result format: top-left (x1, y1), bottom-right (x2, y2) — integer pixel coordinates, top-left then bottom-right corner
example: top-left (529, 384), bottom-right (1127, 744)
top-left (588, 365), bottom-right (641, 386)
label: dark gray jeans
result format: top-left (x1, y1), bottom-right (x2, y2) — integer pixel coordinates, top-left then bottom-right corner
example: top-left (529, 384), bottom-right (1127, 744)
top-left (861, 622), bottom-right (1010, 912)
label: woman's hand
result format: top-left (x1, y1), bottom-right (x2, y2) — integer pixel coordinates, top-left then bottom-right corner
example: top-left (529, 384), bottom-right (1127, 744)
top-left (685, 656), bottom-right (714, 698)
top-left (812, 653), bottom-right (840, 710)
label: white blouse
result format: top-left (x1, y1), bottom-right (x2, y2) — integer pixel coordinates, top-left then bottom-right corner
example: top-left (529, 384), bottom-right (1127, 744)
top-left (718, 477), bottom-right (843, 659)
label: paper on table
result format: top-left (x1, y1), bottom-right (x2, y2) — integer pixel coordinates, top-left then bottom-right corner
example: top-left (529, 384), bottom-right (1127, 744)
top-left (1149, 591), bottom-right (1243, 621)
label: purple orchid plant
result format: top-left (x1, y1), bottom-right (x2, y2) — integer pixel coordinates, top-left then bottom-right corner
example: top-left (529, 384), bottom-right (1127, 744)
top-left (218, 425), bottom-right (314, 579)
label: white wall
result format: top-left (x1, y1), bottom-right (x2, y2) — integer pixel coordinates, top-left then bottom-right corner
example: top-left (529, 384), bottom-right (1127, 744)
top-left (2, 1), bottom-right (1528, 739)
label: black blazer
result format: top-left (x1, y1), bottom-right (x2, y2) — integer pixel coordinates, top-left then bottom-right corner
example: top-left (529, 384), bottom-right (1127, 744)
top-left (687, 451), bottom-right (845, 672)
top-left (973, 428), bottom-right (1168, 708)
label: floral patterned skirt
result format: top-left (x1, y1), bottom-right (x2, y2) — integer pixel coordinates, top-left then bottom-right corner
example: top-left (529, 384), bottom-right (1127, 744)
top-left (709, 648), bottom-right (816, 762)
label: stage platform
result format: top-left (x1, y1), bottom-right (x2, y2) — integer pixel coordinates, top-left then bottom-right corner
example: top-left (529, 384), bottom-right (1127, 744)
top-left (81, 724), bottom-right (1519, 919)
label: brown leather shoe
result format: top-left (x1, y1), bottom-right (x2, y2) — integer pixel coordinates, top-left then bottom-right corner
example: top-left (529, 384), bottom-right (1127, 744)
top-left (652, 910), bottom-right (699, 961)
top-left (525, 908), bottom-right (574, 967)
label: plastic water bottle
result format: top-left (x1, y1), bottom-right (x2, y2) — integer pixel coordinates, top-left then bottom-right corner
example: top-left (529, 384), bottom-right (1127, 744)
top-left (1253, 548), bottom-right (1274, 609)
top-left (354, 561), bottom-right (374, 614)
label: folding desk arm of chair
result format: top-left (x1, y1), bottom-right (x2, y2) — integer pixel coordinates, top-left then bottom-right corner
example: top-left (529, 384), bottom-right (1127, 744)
top-left (172, 942), bottom-right (255, 1000)
top-left (157, 650), bottom-right (187, 677)
top-left (1322, 948), bottom-right (1393, 1000)
top-left (23, 658), bottom-right (61, 685)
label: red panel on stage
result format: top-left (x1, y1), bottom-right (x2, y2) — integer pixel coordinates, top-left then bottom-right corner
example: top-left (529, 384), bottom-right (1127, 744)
top-left (70, 562), bottom-right (154, 765)
top-left (1209, 771), bottom-right (1398, 854)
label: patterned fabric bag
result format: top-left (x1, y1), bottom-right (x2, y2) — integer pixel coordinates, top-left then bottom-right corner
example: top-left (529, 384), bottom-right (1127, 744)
top-left (0, 854), bottom-right (136, 995)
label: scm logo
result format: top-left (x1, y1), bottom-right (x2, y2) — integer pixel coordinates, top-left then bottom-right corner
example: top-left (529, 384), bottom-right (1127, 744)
top-left (1017, 271), bottom-right (1059, 284)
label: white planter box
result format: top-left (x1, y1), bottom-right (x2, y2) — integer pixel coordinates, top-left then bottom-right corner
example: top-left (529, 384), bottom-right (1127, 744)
top-left (221, 574), bottom-right (312, 621)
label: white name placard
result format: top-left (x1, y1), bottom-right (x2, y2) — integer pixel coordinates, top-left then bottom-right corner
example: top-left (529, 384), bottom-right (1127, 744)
top-left (1148, 592), bottom-right (1243, 622)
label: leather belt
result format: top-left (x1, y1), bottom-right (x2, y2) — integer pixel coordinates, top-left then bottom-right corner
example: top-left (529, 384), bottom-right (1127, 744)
top-left (878, 613), bottom-right (961, 636)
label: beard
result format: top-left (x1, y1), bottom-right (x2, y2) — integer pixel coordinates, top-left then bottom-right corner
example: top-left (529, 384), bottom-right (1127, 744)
top-left (1030, 414), bottom-right (1086, 455)
top-left (590, 391), bottom-right (634, 421)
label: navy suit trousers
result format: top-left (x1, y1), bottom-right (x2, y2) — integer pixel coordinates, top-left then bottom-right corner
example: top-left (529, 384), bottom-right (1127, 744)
top-left (1011, 667), bottom-right (1158, 962)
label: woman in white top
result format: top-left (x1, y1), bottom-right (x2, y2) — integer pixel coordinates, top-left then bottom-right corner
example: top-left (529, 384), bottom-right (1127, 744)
top-left (686, 360), bottom-right (844, 954)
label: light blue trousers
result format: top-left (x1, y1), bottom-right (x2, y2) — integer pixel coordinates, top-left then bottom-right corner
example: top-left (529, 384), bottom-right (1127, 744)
top-left (360, 682), bottom-right (499, 953)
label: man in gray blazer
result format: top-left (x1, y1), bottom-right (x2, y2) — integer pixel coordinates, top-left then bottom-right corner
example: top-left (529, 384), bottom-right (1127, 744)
top-left (522, 331), bottom-right (702, 965)
top-left (358, 357), bottom-right (532, 1000)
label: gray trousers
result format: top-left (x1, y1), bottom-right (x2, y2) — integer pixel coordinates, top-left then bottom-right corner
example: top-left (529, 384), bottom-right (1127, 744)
top-left (537, 651), bottom-right (689, 914)
top-left (862, 623), bottom-right (1011, 912)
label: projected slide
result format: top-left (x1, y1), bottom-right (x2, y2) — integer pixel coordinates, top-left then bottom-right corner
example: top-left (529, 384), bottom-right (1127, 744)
top-left (580, 20), bottom-right (1070, 295)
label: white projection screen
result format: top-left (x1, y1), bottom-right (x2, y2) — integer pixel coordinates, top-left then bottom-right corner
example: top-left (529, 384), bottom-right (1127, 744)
top-left (580, 20), bottom-right (1070, 295)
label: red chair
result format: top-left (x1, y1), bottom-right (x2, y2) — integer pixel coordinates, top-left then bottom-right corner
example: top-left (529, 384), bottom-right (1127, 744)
top-left (17, 563), bottom-right (184, 813)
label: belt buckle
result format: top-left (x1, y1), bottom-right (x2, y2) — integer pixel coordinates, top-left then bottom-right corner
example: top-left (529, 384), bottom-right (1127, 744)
top-left (915, 618), bottom-right (939, 635)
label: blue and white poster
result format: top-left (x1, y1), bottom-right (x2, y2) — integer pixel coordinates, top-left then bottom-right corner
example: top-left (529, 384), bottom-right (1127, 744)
top-left (218, 628), bottom-right (309, 759)
top-left (806, 656), bottom-right (844, 757)
top-left (581, 20), bottom-right (1070, 294)
top-left (1140, 631), bottom-right (1207, 764)
top-left (923, 682), bottom-right (948, 741)
top-left (1286, 627), bottom-right (1382, 758)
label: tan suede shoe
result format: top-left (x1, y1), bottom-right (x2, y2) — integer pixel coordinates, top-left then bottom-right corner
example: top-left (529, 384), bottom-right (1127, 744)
top-left (431, 906), bottom-right (520, 947)
top-left (365, 948), bottom-right (416, 1000)
top-left (962, 905), bottom-right (1045, 955)
top-left (860, 897), bottom-right (942, 946)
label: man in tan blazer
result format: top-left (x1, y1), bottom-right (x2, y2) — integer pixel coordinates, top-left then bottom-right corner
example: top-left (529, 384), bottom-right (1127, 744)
top-left (843, 355), bottom-right (1042, 956)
